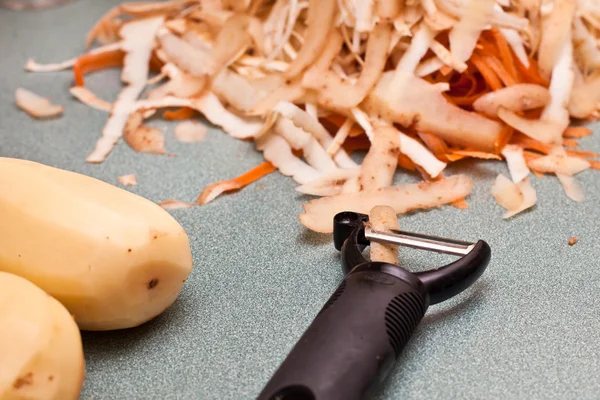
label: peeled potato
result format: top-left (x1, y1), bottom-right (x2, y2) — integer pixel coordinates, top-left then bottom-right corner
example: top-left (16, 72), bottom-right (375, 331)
top-left (0, 158), bottom-right (193, 330)
top-left (0, 271), bottom-right (85, 400)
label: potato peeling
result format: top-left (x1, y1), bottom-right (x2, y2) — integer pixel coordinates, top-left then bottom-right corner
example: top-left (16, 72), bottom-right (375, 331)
top-left (86, 16), bottom-right (165, 163)
top-left (123, 112), bottom-right (166, 154)
top-left (69, 87), bottom-right (112, 112)
top-left (174, 121), bottom-right (208, 142)
top-left (20, 0), bottom-right (600, 228)
top-left (368, 205), bottom-right (400, 264)
top-left (300, 175), bottom-right (473, 233)
top-left (15, 88), bottom-right (64, 119)
top-left (118, 174), bottom-right (137, 186)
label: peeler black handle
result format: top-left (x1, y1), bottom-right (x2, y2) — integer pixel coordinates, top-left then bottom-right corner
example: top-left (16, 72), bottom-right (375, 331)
top-left (257, 262), bottom-right (429, 400)
top-left (258, 212), bottom-right (490, 400)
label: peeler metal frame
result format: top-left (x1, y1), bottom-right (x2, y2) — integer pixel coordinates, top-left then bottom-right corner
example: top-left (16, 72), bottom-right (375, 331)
top-left (258, 211), bottom-right (491, 400)
top-left (334, 211), bottom-right (491, 305)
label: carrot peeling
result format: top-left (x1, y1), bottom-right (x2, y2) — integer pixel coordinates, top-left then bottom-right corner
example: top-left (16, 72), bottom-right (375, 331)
top-left (418, 132), bottom-right (449, 162)
top-left (195, 161), bottom-right (276, 205)
top-left (483, 55), bottom-right (517, 87)
top-left (532, 170), bottom-right (544, 178)
top-left (564, 127), bottom-right (592, 138)
top-left (470, 53), bottom-right (503, 91)
top-left (515, 134), bottom-right (598, 159)
top-left (343, 135), bottom-right (372, 153)
top-left (514, 56), bottom-right (548, 87)
top-left (511, 134), bottom-right (552, 154)
top-left (569, 149), bottom-right (599, 159)
top-left (563, 138), bottom-right (579, 148)
top-left (447, 150), bottom-right (502, 161)
top-left (397, 153), bottom-right (417, 171)
top-left (440, 64), bottom-right (453, 75)
top-left (149, 51), bottom-right (164, 72)
top-left (450, 198), bottom-right (469, 209)
top-left (73, 49), bottom-right (125, 87)
top-left (491, 28), bottom-right (518, 82)
top-left (495, 125), bottom-right (514, 154)
top-left (163, 107), bottom-right (196, 120)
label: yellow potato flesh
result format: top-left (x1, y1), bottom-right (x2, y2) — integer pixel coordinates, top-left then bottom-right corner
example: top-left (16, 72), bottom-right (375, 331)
top-left (0, 158), bottom-right (193, 330)
top-left (0, 271), bottom-right (84, 400)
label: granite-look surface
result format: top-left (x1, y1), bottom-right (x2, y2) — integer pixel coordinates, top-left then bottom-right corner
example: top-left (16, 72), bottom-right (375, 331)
top-left (1, 2), bottom-right (599, 399)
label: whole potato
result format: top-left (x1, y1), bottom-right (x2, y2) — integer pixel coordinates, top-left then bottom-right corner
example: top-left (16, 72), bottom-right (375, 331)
top-left (0, 158), bottom-right (193, 330)
top-left (0, 271), bottom-right (85, 400)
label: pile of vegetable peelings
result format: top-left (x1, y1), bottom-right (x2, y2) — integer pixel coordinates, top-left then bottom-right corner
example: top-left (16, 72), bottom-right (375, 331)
top-left (19, 0), bottom-right (600, 233)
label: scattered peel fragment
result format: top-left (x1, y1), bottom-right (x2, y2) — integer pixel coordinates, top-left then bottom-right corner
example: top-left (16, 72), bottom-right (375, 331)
top-left (369, 205), bottom-right (400, 264)
top-left (563, 127), bottom-right (592, 139)
top-left (449, 0), bottom-right (495, 64)
top-left (196, 161), bottom-right (275, 205)
top-left (273, 101), bottom-right (356, 168)
top-left (539, 39), bottom-right (574, 143)
top-left (491, 175), bottom-right (537, 219)
top-left (556, 173), bottom-right (585, 202)
top-left (69, 87), bottom-right (112, 112)
top-left (501, 145), bottom-right (530, 183)
top-left (15, 88), bottom-right (64, 119)
top-left (304, 22), bottom-right (393, 109)
top-left (527, 146), bottom-right (591, 176)
top-left (284, 0), bottom-right (337, 78)
top-left (418, 132), bottom-right (449, 163)
top-left (497, 107), bottom-right (563, 144)
top-left (500, 27), bottom-right (529, 68)
top-left (299, 174), bottom-right (474, 233)
top-left (573, 16), bottom-right (600, 70)
top-left (568, 236), bottom-right (578, 246)
top-left (274, 117), bottom-right (338, 173)
top-left (327, 119), bottom-right (354, 156)
top-left (398, 131), bottom-right (447, 178)
top-left (537, 0), bottom-right (576, 79)
top-left (358, 126), bottom-right (401, 192)
top-left (159, 199), bottom-right (195, 210)
top-left (446, 150), bottom-right (502, 161)
top-left (256, 131), bottom-right (321, 184)
top-left (473, 84), bottom-right (551, 118)
top-left (25, 58), bottom-right (77, 73)
top-left (174, 121), bottom-right (207, 143)
top-left (132, 94), bottom-right (263, 139)
top-left (25, 42), bottom-right (122, 73)
top-left (430, 40), bottom-right (467, 73)
top-left (492, 174), bottom-right (524, 210)
top-left (118, 174), bottom-right (137, 186)
top-left (123, 112), bottom-right (166, 154)
top-left (568, 70), bottom-right (600, 119)
top-left (73, 48), bottom-right (126, 87)
top-left (146, 63), bottom-right (206, 99)
top-left (86, 16), bottom-right (165, 163)
top-left (211, 68), bottom-right (273, 113)
top-left (450, 198), bottom-right (469, 209)
top-left (191, 93), bottom-right (263, 139)
top-left (164, 107), bottom-right (196, 120)
top-left (295, 168), bottom-right (361, 197)
top-left (86, 0), bottom-right (190, 48)
top-left (366, 72), bottom-right (503, 152)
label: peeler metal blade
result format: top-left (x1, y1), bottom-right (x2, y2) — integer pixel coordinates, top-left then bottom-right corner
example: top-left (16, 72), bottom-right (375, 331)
top-left (364, 226), bottom-right (476, 257)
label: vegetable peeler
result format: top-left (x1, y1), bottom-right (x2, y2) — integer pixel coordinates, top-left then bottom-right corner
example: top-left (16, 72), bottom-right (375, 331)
top-left (258, 211), bottom-right (491, 400)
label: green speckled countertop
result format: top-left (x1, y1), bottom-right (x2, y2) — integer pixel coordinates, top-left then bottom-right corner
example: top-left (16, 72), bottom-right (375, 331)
top-left (1, 2), bottom-right (600, 399)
